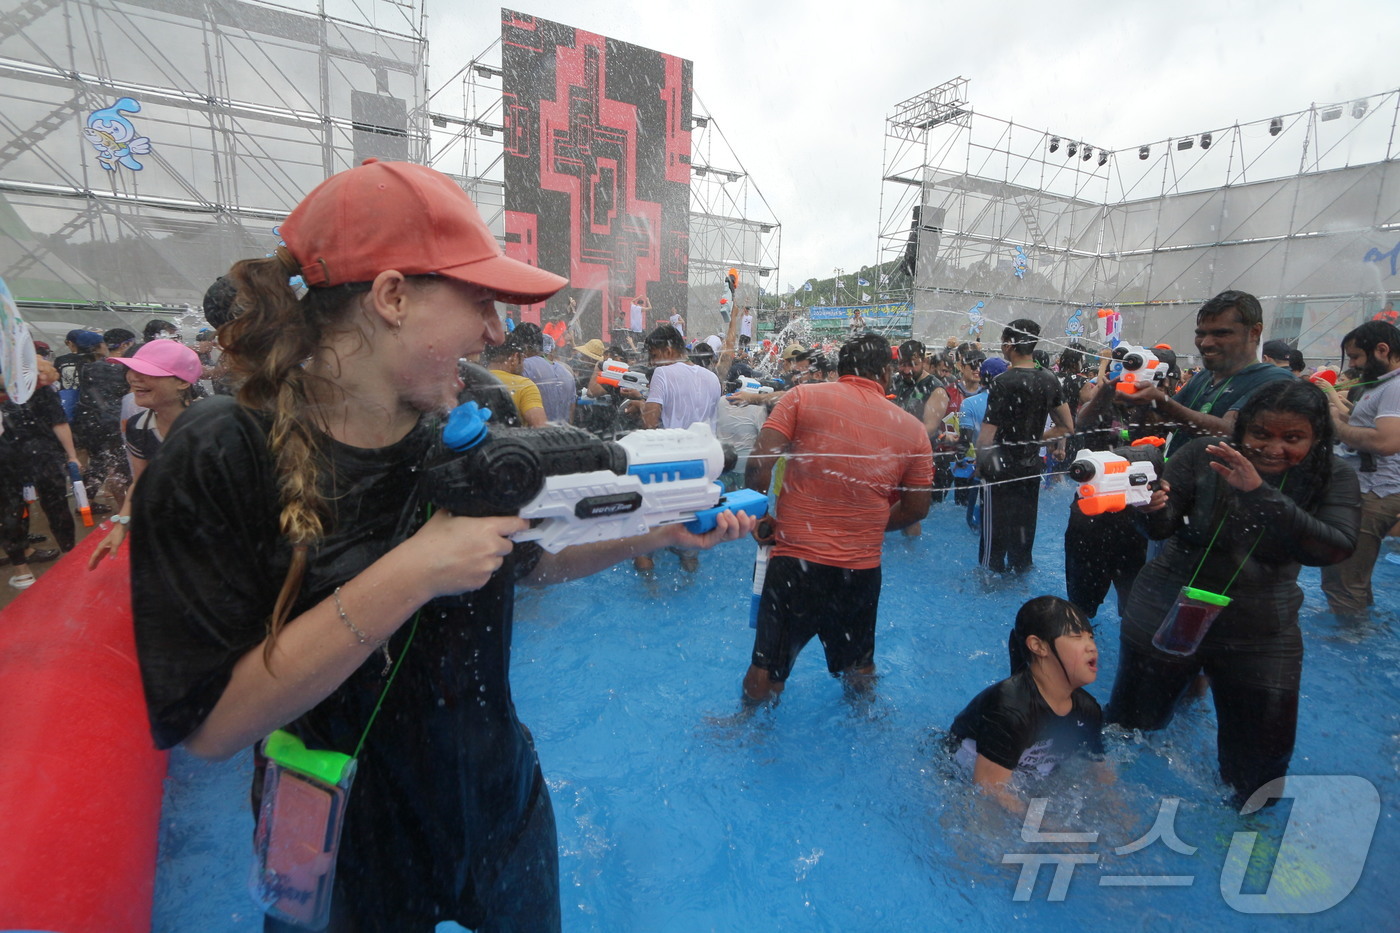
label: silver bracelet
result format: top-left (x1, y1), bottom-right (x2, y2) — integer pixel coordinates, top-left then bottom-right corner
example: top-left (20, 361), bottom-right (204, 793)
top-left (333, 586), bottom-right (393, 675)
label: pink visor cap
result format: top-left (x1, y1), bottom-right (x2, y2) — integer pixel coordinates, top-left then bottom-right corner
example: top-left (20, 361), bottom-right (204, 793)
top-left (112, 340), bottom-right (203, 385)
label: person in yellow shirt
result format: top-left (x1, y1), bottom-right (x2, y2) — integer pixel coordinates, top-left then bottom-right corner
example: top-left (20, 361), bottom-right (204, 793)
top-left (482, 335), bottom-right (546, 427)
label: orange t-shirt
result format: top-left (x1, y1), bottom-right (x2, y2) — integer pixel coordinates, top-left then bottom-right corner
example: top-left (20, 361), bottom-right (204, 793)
top-left (766, 375), bottom-right (933, 569)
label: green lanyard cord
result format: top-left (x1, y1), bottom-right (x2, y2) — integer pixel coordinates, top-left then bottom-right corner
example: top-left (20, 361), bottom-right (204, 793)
top-left (1184, 470), bottom-right (1288, 596)
top-left (350, 607), bottom-right (422, 761)
top-left (350, 502), bottom-right (434, 761)
top-left (1189, 373), bottom-right (1236, 414)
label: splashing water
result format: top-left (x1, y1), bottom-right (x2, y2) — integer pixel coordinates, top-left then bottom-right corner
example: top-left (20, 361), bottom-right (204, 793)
top-left (151, 484), bottom-right (1400, 931)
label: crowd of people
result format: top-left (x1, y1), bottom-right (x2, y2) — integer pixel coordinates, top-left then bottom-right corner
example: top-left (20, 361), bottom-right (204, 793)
top-left (7, 157), bottom-right (1397, 929)
top-left (1, 319), bottom-right (205, 588)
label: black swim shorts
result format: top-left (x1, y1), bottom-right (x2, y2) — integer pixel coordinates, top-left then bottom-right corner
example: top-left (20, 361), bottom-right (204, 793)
top-left (751, 554), bottom-right (881, 682)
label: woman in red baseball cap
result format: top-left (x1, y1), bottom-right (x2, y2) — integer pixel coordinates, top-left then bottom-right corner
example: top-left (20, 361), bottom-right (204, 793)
top-left (128, 160), bottom-right (754, 931)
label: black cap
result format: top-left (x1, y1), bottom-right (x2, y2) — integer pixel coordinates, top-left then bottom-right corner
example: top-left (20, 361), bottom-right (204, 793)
top-left (203, 275), bottom-right (240, 328)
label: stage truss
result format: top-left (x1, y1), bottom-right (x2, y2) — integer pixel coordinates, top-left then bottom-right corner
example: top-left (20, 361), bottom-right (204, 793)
top-left (0, 0), bottom-right (428, 339)
top-left (877, 77), bottom-right (1400, 360)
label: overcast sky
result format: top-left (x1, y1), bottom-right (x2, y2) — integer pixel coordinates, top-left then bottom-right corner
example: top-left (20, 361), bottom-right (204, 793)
top-left (429, 0), bottom-right (1400, 290)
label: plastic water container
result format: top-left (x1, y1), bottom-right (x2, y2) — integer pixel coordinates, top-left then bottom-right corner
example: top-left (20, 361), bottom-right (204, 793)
top-left (1152, 586), bottom-right (1231, 656)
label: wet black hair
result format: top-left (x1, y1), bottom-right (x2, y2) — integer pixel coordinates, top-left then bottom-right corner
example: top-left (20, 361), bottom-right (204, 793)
top-left (1008, 595), bottom-right (1092, 676)
top-left (838, 332), bottom-right (892, 381)
top-left (143, 319), bottom-right (176, 341)
top-left (645, 324), bottom-right (686, 355)
top-left (1340, 320), bottom-right (1400, 360)
top-left (689, 342), bottom-right (716, 368)
top-left (1231, 378), bottom-right (1334, 510)
top-left (1002, 318), bottom-right (1040, 354)
top-left (1197, 289), bottom-right (1263, 328)
top-left (1032, 349), bottom-right (1052, 370)
top-left (103, 327), bottom-right (136, 349)
top-left (898, 339), bottom-right (926, 363)
top-left (1058, 341), bottom-right (1085, 374)
top-left (481, 334), bottom-right (524, 362)
top-left (513, 322), bottom-right (544, 352)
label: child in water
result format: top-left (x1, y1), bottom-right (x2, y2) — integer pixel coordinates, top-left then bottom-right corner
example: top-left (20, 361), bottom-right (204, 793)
top-left (948, 595), bottom-right (1104, 812)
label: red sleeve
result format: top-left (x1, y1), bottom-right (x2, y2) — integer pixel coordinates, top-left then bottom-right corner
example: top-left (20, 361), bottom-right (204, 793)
top-left (764, 387), bottom-right (800, 441)
top-left (902, 426), bottom-right (935, 487)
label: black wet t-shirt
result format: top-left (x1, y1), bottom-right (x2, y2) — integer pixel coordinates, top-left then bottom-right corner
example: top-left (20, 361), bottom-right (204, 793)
top-left (984, 366), bottom-right (1063, 477)
top-left (131, 396), bottom-right (545, 916)
top-left (949, 669), bottom-right (1104, 774)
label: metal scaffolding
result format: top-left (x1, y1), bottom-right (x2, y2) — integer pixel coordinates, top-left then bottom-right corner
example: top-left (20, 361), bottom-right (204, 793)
top-left (877, 78), bottom-right (1400, 359)
top-left (0, 0), bottom-right (427, 339)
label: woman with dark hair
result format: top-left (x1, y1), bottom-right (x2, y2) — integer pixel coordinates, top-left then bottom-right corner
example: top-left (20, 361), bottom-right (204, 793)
top-left (948, 595), bottom-right (1103, 812)
top-left (1106, 379), bottom-right (1360, 806)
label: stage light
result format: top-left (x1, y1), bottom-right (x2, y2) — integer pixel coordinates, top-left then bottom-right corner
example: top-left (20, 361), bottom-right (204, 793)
top-left (1082, 146), bottom-right (1093, 161)
top-left (693, 167), bottom-right (706, 177)
top-left (726, 172), bottom-right (741, 183)
top-left (1269, 117), bottom-right (1283, 136)
top-left (1049, 136), bottom-right (1060, 153)
top-left (692, 116), bottom-right (709, 129)
top-left (432, 116), bottom-right (447, 128)
top-left (1200, 132), bottom-right (1211, 149)
top-left (759, 224), bottom-right (774, 234)
top-left (1321, 106), bottom-right (1342, 121)
top-left (1138, 145), bottom-right (1150, 160)
top-left (759, 267), bottom-right (773, 277)
top-left (1177, 138), bottom-right (1193, 150)
top-left (1066, 141), bottom-right (1078, 158)
top-left (1353, 100), bottom-right (1368, 118)
top-left (1098, 150), bottom-right (1109, 166)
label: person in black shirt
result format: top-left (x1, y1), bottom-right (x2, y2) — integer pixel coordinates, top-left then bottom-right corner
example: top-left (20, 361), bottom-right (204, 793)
top-left (949, 595), bottom-right (1104, 812)
top-left (0, 383), bottom-right (80, 554)
top-left (54, 329), bottom-right (102, 420)
top-left (131, 160), bottom-right (753, 932)
top-left (1106, 380), bottom-right (1359, 807)
top-left (976, 319), bottom-right (1073, 573)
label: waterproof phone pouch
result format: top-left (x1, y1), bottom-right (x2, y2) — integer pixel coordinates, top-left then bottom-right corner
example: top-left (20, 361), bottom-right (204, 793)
top-left (1151, 586), bottom-right (1231, 657)
top-left (250, 730), bottom-right (357, 930)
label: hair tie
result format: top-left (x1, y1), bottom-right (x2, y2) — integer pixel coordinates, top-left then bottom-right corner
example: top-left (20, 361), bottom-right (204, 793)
top-left (274, 244), bottom-right (301, 277)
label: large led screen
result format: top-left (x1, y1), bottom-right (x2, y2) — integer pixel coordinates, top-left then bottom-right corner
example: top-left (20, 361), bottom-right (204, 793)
top-left (502, 9), bottom-right (692, 340)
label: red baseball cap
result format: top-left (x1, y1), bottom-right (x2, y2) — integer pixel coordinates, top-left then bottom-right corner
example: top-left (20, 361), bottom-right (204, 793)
top-left (282, 159), bottom-right (568, 304)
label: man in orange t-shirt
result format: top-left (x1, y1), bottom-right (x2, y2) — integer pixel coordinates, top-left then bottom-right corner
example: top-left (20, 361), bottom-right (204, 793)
top-left (741, 334), bottom-right (933, 705)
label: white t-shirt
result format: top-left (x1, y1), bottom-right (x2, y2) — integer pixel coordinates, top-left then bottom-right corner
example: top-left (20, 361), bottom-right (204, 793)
top-left (669, 312), bottom-right (684, 336)
top-left (648, 361), bottom-right (720, 430)
top-left (628, 303), bottom-right (645, 332)
top-left (717, 399), bottom-right (767, 476)
top-left (1347, 366), bottom-right (1400, 496)
top-left (740, 313), bottom-right (753, 339)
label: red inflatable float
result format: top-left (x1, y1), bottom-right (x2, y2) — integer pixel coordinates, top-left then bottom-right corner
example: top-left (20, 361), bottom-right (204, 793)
top-left (0, 532), bottom-right (168, 933)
